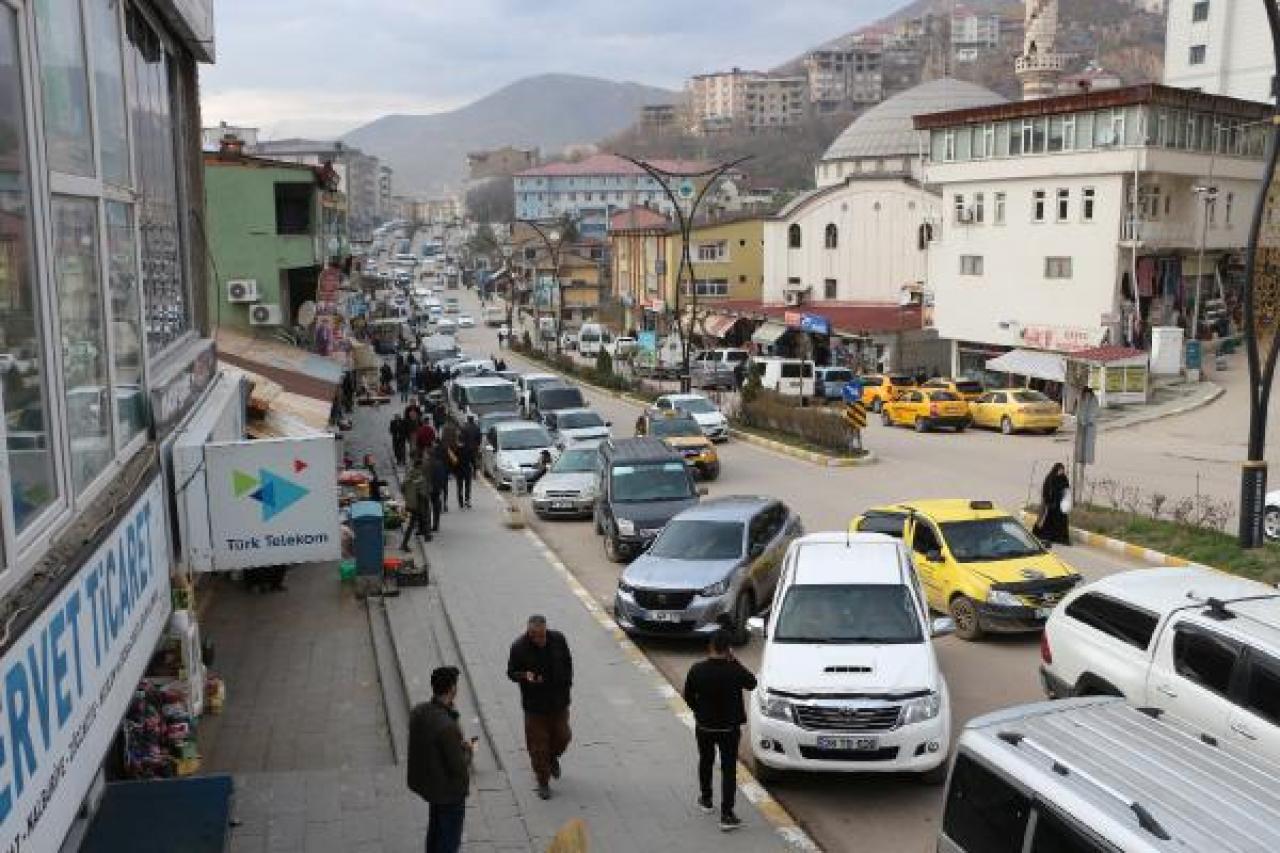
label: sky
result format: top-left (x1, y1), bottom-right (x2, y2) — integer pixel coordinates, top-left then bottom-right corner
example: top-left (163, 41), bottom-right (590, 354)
top-left (200, 0), bottom-right (904, 139)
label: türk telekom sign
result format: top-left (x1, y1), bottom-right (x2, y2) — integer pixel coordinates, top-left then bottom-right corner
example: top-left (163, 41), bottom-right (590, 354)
top-left (0, 476), bottom-right (170, 852)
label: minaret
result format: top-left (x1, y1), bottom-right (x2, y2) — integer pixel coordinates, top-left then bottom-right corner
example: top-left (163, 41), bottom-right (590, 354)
top-left (1016, 0), bottom-right (1065, 100)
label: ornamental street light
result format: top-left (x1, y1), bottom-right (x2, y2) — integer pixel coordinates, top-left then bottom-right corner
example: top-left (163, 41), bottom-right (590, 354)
top-left (618, 154), bottom-right (751, 392)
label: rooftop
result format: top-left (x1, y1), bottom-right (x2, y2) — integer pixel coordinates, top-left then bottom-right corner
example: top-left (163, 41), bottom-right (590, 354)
top-left (516, 153), bottom-right (714, 179)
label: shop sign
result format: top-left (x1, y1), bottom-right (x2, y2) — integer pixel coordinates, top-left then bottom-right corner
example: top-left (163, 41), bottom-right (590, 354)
top-left (784, 311), bottom-right (831, 335)
top-left (1020, 324), bottom-right (1097, 353)
top-left (638, 331), bottom-right (657, 354)
top-left (0, 477), bottom-right (171, 851)
top-left (151, 340), bottom-right (217, 439)
top-left (198, 435), bottom-right (340, 570)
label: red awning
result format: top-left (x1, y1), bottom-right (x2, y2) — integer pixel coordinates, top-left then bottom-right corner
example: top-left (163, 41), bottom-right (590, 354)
top-left (702, 315), bottom-right (738, 338)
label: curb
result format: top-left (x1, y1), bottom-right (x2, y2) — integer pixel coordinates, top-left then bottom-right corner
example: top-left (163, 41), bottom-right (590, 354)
top-left (1018, 511), bottom-right (1216, 571)
top-left (1097, 383), bottom-right (1225, 433)
top-left (517, 515), bottom-right (822, 852)
top-left (728, 428), bottom-right (877, 468)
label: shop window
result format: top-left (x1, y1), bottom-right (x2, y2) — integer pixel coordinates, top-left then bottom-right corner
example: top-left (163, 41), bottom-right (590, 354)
top-left (275, 183), bottom-right (313, 235)
top-left (106, 202), bottom-right (146, 446)
top-left (90, 0), bottom-right (131, 184)
top-left (0, 8), bottom-right (60, 534)
top-left (35, 0), bottom-right (96, 177)
top-left (788, 224), bottom-right (802, 248)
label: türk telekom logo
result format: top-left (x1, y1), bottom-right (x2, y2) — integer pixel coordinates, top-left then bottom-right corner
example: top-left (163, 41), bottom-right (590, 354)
top-left (231, 458), bottom-right (311, 521)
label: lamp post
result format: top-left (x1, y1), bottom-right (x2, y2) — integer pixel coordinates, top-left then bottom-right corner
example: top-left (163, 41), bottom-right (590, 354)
top-left (1238, 0), bottom-right (1280, 548)
top-left (618, 154), bottom-right (751, 392)
top-left (500, 244), bottom-right (515, 342)
top-left (517, 219), bottom-right (565, 354)
top-left (1189, 184), bottom-right (1218, 355)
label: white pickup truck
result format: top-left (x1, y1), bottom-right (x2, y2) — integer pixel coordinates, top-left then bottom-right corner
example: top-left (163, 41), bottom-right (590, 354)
top-left (1040, 567), bottom-right (1280, 763)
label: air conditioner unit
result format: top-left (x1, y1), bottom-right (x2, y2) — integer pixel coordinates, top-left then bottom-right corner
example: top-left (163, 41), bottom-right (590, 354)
top-left (784, 290), bottom-right (806, 307)
top-left (249, 303), bottom-right (283, 326)
top-left (226, 279), bottom-right (259, 303)
top-left (957, 209), bottom-right (975, 224)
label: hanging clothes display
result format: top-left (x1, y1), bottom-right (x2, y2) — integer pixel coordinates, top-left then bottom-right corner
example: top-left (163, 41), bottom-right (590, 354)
top-left (1136, 257), bottom-right (1158, 298)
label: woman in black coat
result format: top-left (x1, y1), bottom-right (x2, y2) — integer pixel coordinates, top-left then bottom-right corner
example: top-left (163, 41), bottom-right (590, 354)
top-left (1034, 463), bottom-right (1072, 547)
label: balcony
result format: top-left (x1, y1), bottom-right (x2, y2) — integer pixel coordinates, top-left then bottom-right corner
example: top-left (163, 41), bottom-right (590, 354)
top-left (1118, 217), bottom-right (1197, 248)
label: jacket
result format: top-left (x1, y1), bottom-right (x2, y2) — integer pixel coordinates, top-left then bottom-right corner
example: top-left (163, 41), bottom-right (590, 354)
top-left (506, 631), bottom-right (573, 714)
top-left (402, 459), bottom-right (433, 512)
top-left (682, 657), bottom-right (757, 730)
top-left (407, 698), bottom-right (469, 804)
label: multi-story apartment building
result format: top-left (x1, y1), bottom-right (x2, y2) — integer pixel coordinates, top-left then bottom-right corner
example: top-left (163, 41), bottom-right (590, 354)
top-left (951, 6), bottom-right (1002, 62)
top-left (1163, 0), bottom-right (1273, 102)
top-left (249, 140), bottom-right (383, 241)
top-left (467, 146), bottom-right (539, 181)
top-left (743, 76), bottom-right (809, 130)
top-left (685, 69), bottom-right (811, 133)
top-left (201, 121), bottom-right (260, 150)
top-left (804, 46), bottom-right (884, 111)
top-left (378, 165), bottom-right (394, 220)
top-left (640, 103), bottom-right (680, 134)
top-left (914, 85), bottom-right (1269, 378)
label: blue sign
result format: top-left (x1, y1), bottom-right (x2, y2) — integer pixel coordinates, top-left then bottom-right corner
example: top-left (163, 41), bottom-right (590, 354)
top-left (638, 331), bottom-right (657, 354)
top-left (800, 314), bottom-right (830, 335)
top-left (842, 378), bottom-right (864, 404)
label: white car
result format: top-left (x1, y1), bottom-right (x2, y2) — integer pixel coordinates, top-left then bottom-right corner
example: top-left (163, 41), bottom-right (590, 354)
top-left (542, 408), bottom-right (610, 448)
top-left (457, 314), bottom-right (475, 328)
top-left (530, 445), bottom-right (599, 519)
top-left (481, 421), bottom-right (558, 489)
top-left (1267, 489), bottom-right (1279, 541)
top-left (1041, 567), bottom-right (1280, 763)
top-left (437, 317), bottom-right (457, 333)
top-left (653, 393), bottom-right (729, 442)
top-left (747, 532), bottom-right (953, 782)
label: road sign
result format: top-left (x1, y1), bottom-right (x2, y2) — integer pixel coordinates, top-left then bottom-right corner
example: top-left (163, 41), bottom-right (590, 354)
top-left (844, 400), bottom-right (867, 430)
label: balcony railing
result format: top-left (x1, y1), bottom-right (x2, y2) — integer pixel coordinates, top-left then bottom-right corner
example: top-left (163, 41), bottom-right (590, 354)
top-left (1119, 218), bottom-right (1196, 246)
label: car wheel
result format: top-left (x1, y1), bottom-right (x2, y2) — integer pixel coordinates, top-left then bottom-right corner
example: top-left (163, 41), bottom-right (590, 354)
top-left (949, 595), bottom-right (983, 641)
top-left (704, 465), bottom-right (720, 482)
top-left (1000, 416), bottom-right (1014, 436)
top-left (881, 411), bottom-right (893, 427)
top-left (1265, 507), bottom-right (1280, 541)
top-left (604, 531), bottom-right (625, 563)
top-left (731, 590), bottom-right (755, 646)
top-left (914, 417), bottom-right (929, 433)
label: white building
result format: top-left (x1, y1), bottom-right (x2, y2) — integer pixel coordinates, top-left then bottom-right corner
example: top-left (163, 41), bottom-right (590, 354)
top-left (1016, 0), bottom-right (1066, 99)
top-left (915, 85), bottom-right (1269, 378)
top-left (1164, 0), bottom-right (1274, 102)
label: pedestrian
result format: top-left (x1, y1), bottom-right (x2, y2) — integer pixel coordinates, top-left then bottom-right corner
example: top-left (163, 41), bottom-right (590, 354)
top-left (526, 449), bottom-right (553, 487)
top-left (396, 362), bottom-right (411, 403)
top-left (390, 413), bottom-right (407, 467)
top-left (1033, 462), bottom-right (1072, 547)
top-left (380, 362), bottom-right (393, 395)
top-left (457, 415), bottom-right (481, 509)
top-left (400, 454), bottom-right (434, 548)
top-left (682, 625), bottom-right (756, 832)
top-left (408, 666), bottom-right (473, 853)
top-left (506, 615), bottom-right (573, 800)
top-left (428, 441), bottom-right (450, 532)
top-left (415, 419), bottom-right (438, 461)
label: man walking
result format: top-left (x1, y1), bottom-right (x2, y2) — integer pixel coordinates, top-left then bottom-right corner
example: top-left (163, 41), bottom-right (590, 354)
top-left (682, 628), bottom-right (757, 832)
top-left (506, 615), bottom-right (573, 800)
top-left (457, 415), bottom-right (482, 509)
top-left (399, 454), bottom-right (434, 549)
top-left (408, 666), bottom-right (472, 853)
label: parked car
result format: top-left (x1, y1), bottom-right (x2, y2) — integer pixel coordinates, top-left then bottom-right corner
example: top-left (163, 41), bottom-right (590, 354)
top-left (747, 531), bottom-right (953, 783)
top-left (529, 384), bottom-right (587, 422)
top-left (457, 313), bottom-right (475, 328)
top-left (448, 358), bottom-right (496, 379)
top-left (747, 357), bottom-right (815, 398)
top-left (448, 376), bottom-right (517, 421)
top-left (635, 410), bottom-right (719, 480)
top-left (1264, 489), bottom-right (1278, 541)
top-left (859, 374), bottom-right (917, 412)
top-left (437, 316), bottom-right (457, 333)
top-left (1040, 567), bottom-right (1280, 761)
top-left (593, 438), bottom-right (703, 563)
top-left (542, 407), bottom-right (611, 448)
top-left (577, 323), bottom-right (611, 357)
top-left (970, 388), bottom-right (1064, 435)
top-left (850, 499), bottom-right (1082, 640)
top-left (515, 373), bottom-right (563, 417)
top-left (921, 377), bottom-right (985, 403)
top-left (942, 697), bottom-right (1280, 853)
top-left (813, 366), bottom-right (855, 402)
top-left (481, 421), bottom-right (558, 489)
top-left (530, 445), bottom-right (600, 519)
top-left (605, 336), bottom-right (637, 358)
top-left (882, 389), bottom-right (971, 433)
top-left (476, 410), bottom-right (523, 436)
top-left (652, 393), bottom-right (729, 442)
top-left (690, 348), bottom-right (748, 390)
top-left (614, 497), bottom-right (802, 640)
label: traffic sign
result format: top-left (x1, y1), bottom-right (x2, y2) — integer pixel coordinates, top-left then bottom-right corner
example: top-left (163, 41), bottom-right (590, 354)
top-left (844, 401), bottom-right (867, 430)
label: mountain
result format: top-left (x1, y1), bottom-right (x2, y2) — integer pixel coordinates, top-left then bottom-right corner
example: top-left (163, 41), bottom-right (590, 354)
top-left (342, 74), bottom-right (677, 195)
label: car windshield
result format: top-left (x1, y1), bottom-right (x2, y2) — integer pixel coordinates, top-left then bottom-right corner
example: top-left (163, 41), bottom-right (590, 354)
top-left (558, 411), bottom-right (604, 429)
top-left (648, 520), bottom-right (743, 560)
top-left (675, 398), bottom-right (716, 415)
top-left (862, 376), bottom-right (883, 387)
top-left (553, 447), bottom-right (597, 473)
top-left (480, 413), bottom-right (521, 432)
top-left (824, 370), bottom-right (852, 382)
top-left (611, 462), bottom-right (693, 502)
top-left (498, 427), bottom-right (551, 450)
top-left (538, 388), bottom-right (585, 410)
top-left (649, 418), bottom-right (702, 438)
top-left (774, 584), bottom-right (922, 644)
top-left (467, 385), bottom-right (517, 404)
top-left (940, 518), bottom-right (1045, 562)
top-left (1011, 390), bottom-right (1051, 404)
top-left (955, 381), bottom-right (984, 394)
top-left (889, 376), bottom-right (914, 386)
top-left (927, 391), bottom-right (961, 401)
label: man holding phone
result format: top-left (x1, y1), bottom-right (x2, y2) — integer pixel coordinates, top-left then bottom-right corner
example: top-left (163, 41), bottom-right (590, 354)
top-left (506, 614), bottom-right (574, 800)
top-left (408, 666), bottom-right (473, 852)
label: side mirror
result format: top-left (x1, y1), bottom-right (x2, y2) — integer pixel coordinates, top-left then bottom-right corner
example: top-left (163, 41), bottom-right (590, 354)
top-left (749, 543), bottom-right (765, 559)
top-left (924, 549), bottom-right (943, 563)
top-left (931, 617), bottom-right (956, 638)
top-left (605, 420), bottom-right (613, 427)
top-left (697, 486), bottom-right (709, 497)
top-left (747, 616), bottom-right (767, 638)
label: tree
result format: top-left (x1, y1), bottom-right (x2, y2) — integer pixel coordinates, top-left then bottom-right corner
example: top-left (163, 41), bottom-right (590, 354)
top-left (465, 176), bottom-right (514, 223)
top-left (467, 223), bottom-right (499, 257)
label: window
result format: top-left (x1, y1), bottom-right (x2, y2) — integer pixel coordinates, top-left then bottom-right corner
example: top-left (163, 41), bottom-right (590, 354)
top-left (917, 222), bottom-right (935, 249)
top-left (696, 241), bottom-right (727, 262)
top-left (1045, 257), bottom-right (1073, 279)
top-left (942, 755), bottom-right (1030, 853)
top-left (994, 192), bottom-right (1006, 225)
top-left (1225, 191), bottom-right (1234, 225)
top-left (1173, 627), bottom-right (1241, 696)
top-left (1082, 187), bottom-right (1096, 222)
top-left (1244, 654), bottom-right (1280, 726)
top-left (824, 223), bottom-right (838, 249)
top-left (105, 202), bottom-right (145, 448)
top-left (36, 0), bottom-right (95, 176)
top-left (788, 224), bottom-right (801, 248)
top-left (683, 279), bottom-right (729, 297)
top-left (960, 255), bottom-right (984, 276)
top-left (275, 183), bottom-right (313, 235)
top-left (1032, 189), bottom-right (1047, 222)
top-left (1021, 120), bottom-right (1034, 154)
top-left (1031, 807), bottom-right (1113, 853)
top-left (90, 0), bottom-right (131, 184)
top-left (979, 123), bottom-right (995, 159)
top-left (1192, 0), bottom-right (1210, 22)
top-left (1064, 593), bottom-right (1159, 649)
top-left (912, 522), bottom-right (942, 555)
top-left (943, 129), bottom-right (956, 161)
top-left (974, 193), bottom-right (985, 224)
top-left (1190, 45), bottom-right (1207, 65)
top-left (824, 279), bottom-right (837, 299)
top-left (954, 193), bottom-right (966, 223)
top-left (1056, 188), bottom-right (1070, 221)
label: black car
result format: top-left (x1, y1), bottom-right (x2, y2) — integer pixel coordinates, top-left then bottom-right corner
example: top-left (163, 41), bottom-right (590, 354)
top-left (593, 438), bottom-right (703, 563)
top-left (530, 384), bottom-right (587, 422)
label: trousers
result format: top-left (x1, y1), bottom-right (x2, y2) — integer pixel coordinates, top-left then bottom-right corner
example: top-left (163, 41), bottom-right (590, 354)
top-left (696, 726), bottom-right (740, 815)
top-left (456, 469), bottom-right (473, 506)
top-left (400, 510), bottom-right (432, 550)
top-left (523, 708), bottom-right (572, 786)
top-left (425, 801), bottom-right (465, 853)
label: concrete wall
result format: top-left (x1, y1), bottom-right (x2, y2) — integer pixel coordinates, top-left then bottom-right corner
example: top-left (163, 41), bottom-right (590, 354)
top-left (1165, 0), bottom-right (1274, 102)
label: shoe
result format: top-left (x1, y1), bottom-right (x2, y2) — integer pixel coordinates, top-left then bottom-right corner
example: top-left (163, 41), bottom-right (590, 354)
top-left (550, 758), bottom-right (561, 779)
top-left (537, 784), bottom-right (552, 800)
top-left (697, 796), bottom-right (714, 814)
top-left (719, 813), bottom-right (743, 832)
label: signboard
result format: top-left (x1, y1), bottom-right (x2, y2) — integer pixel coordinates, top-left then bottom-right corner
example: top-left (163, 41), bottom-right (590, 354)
top-left (199, 436), bottom-right (340, 570)
top-left (0, 477), bottom-right (171, 851)
top-left (1020, 324), bottom-right (1098, 352)
top-left (638, 331), bottom-right (658, 354)
top-left (784, 311), bottom-right (831, 336)
top-left (151, 339), bottom-right (217, 439)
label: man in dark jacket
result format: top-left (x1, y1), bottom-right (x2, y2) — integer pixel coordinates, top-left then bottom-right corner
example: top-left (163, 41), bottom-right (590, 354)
top-left (408, 666), bottom-right (472, 852)
top-left (457, 415), bottom-right (482, 509)
top-left (682, 628), bottom-right (757, 832)
top-left (506, 615), bottom-right (573, 800)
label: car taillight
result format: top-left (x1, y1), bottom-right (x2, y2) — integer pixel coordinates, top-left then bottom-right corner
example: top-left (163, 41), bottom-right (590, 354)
top-left (1040, 631), bottom-right (1052, 665)
top-left (930, 403), bottom-right (939, 416)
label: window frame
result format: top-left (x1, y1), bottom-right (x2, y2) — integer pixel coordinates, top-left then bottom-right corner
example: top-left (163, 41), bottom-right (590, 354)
top-left (1063, 592), bottom-right (1159, 650)
top-left (1055, 188), bottom-right (1070, 222)
top-left (1172, 623), bottom-right (1244, 698)
top-left (1032, 189), bottom-right (1047, 223)
top-left (823, 278), bottom-right (837, 299)
top-left (960, 255), bottom-right (984, 276)
top-left (1241, 648), bottom-right (1280, 727)
top-left (1081, 187), bottom-right (1096, 222)
top-left (1189, 44), bottom-right (1207, 65)
top-left (993, 191), bottom-right (1006, 225)
top-left (1192, 0), bottom-right (1209, 22)
top-left (1045, 257), bottom-right (1073, 279)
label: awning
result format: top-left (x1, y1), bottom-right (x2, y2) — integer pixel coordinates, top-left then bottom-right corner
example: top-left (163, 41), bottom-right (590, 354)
top-left (751, 321), bottom-right (788, 346)
top-left (702, 315), bottom-right (738, 338)
top-left (220, 365), bottom-right (332, 438)
top-left (81, 776), bottom-right (232, 853)
top-left (216, 328), bottom-right (343, 401)
top-left (985, 348), bottom-right (1067, 383)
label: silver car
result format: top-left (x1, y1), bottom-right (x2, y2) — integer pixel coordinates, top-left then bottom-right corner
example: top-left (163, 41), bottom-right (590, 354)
top-left (531, 446), bottom-right (599, 519)
top-left (614, 496), bottom-right (803, 641)
top-left (542, 408), bottom-right (611, 448)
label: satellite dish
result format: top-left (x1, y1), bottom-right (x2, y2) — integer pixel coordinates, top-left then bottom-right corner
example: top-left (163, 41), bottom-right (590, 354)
top-left (297, 300), bottom-right (317, 326)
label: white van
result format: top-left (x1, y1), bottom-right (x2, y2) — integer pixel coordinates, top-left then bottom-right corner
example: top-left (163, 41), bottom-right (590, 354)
top-left (748, 357), bottom-right (815, 398)
top-left (577, 323), bottom-right (612, 357)
top-left (747, 532), bottom-right (953, 783)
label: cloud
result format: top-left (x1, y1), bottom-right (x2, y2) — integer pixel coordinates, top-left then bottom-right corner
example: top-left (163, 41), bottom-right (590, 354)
top-left (201, 0), bottom-right (903, 138)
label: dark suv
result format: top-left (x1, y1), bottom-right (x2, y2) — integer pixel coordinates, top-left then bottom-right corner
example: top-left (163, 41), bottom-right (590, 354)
top-left (593, 438), bottom-right (702, 563)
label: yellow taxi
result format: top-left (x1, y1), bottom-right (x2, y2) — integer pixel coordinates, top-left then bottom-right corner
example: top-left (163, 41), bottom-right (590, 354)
top-left (970, 388), bottom-right (1064, 435)
top-left (850, 499), bottom-right (1082, 640)
top-left (921, 377), bottom-right (986, 403)
top-left (882, 389), bottom-right (972, 433)
top-left (859, 373), bottom-right (916, 412)
top-left (636, 410), bottom-right (720, 480)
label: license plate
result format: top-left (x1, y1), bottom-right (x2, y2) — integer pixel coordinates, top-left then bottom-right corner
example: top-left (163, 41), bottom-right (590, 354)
top-left (1035, 608), bottom-right (1051, 619)
top-left (816, 736), bottom-right (878, 751)
top-left (647, 611), bottom-right (682, 623)
top-left (552, 501), bottom-right (573, 510)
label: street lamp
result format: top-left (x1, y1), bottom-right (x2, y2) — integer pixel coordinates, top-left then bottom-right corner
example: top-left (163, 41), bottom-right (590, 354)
top-left (1190, 184), bottom-right (1218, 351)
top-left (517, 219), bottom-right (567, 354)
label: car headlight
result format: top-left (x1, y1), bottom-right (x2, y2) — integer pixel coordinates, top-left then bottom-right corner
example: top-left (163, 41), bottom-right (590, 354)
top-left (900, 692), bottom-right (942, 726)
top-left (986, 589), bottom-right (1023, 607)
top-left (700, 577), bottom-right (730, 597)
top-left (758, 691), bottom-right (792, 721)
top-left (615, 518), bottom-right (636, 536)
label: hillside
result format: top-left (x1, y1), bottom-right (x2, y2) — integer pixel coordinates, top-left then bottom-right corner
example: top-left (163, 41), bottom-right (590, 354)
top-left (342, 74), bottom-right (676, 195)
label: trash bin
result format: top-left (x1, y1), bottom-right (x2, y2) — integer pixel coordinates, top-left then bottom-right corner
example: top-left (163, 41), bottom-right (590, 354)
top-left (350, 500), bottom-right (385, 577)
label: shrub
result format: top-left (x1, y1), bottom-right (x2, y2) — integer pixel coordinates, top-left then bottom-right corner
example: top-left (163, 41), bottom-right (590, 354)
top-left (733, 390), bottom-right (858, 453)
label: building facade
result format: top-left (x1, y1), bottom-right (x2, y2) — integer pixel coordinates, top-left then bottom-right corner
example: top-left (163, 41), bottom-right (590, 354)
top-left (743, 76), bottom-right (809, 131)
top-left (1163, 0), bottom-right (1273, 102)
top-left (684, 69), bottom-right (811, 133)
top-left (201, 121), bottom-right (259, 150)
top-left (804, 46), bottom-right (885, 110)
top-left (467, 146), bottom-right (538, 181)
top-left (640, 103), bottom-right (679, 134)
top-left (916, 85), bottom-right (1269, 378)
top-left (249, 140), bottom-right (383, 242)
